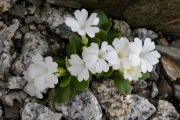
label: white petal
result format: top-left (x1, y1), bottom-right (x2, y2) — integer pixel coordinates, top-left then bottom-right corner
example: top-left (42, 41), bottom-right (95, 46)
top-left (86, 13), bottom-right (98, 27)
top-left (69, 54), bottom-right (83, 65)
top-left (74, 9), bottom-right (88, 26)
top-left (129, 54), bottom-right (141, 66)
top-left (77, 68), bottom-right (89, 81)
top-left (129, 38), bottom-right (142, 53)
top-left (45, 57), bottom-right (58, 73)
top-left (143, 38), bottom-right (155, 52)
top-left (93, 17), bottom-right (99, 25)
top-left (65, 17), bottom-right (79, 28)
top-left (77, 29), bottom-right (86, 36)
top-left (85, 27), bottom-right (99, 38)
top-left (44, 74), bottom-right (58, 88)
top-left (100, 59), bottom-right (109, 72)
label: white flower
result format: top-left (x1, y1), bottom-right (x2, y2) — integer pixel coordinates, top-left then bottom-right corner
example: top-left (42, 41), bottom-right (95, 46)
top-left (23, 54), bottom-right (58, 99)
top-left (65, 9), bottom-right (99, 38)
top-left (68, 54), bottom-right (90, 81)
top-left (105, 37), bottom-right (131, 70)
top-left (129, 38), bottom-right (161, 73)
top-left (82, 41), bottom-right (109, 74)
top-left (120, 66), bottom-right (142, 81)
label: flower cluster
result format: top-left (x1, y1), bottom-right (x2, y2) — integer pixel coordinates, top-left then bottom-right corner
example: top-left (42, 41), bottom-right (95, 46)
top-left (68, 37), bottom-right (160, 81)
top-left (23, 54), bottom-right (58, 99)
top-left (23, 9), bottom-right (161, 101)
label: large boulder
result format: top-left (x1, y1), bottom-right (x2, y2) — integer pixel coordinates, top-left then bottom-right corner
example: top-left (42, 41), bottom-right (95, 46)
top-left (47, 0), bottom-right (180, 37)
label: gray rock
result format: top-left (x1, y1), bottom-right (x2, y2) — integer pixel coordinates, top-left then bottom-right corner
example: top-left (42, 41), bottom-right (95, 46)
top-left (21, 102), bottom-right (62, 120)
top-left (91, 79), bottom-right (156, 120)
top-left (133, 28), bottom-right (158, 40)
top-left (0, 19), bottom-right (20, 52)
top-left (0, 106), bottom-right (3, 118)
top-left (151, 82), bottom-right (159, 98)
top-left (156, 45), bottom-right (180, 64)
top-left (41, 6), bottom-right (72, 38)
top-left (113, 20), bottom-right (133, 41)
top-left (9, 4), bottom-right (27, 18)
top-left (171, 40), bottom-right (180, 48)
top-left (26, 0), bottom-right (43, 7)
top-left (0, 19), bottom-right (20, 80)
top-left (7, 76), bottom-right (26, 89)
top-left (46, 0), bottom-right (81, 8)
top-left (174, 83), bottom-right (180, 101)
top-left (4, 102), bottom-right (21, 119)
top-left (125, 95), bottom-right (156, 120)
top-left (152, 100), bottom-right (180, 120)
top-left (0, 91), bottom-right (27, 106)
top-left (25, 16), bottom-right (36, 24)
top-left (0, 0), bottom-right (17, 14)
top-left (12, 31), bottom-right (49, 75)
top-left (55, 90), bottom-right (102, 120)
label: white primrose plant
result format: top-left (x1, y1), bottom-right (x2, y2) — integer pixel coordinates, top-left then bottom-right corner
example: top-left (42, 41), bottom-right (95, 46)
top-left (23, 9), bottom-right (161, 102)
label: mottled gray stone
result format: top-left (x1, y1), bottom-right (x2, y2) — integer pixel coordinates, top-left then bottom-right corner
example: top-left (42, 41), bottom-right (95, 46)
top-left (91, 79), bottom-right (156, 120)
top-left (12, 31), bottom-right (49, 75)
top-left (55, 90), bottom-right (102, 120)
top-left (4, 102), bottom-right (21, 119)
top-left (0, 106), bottom-right (3, 118)
top-left (21, 102), bottom-right (62, 120)
top-left (0, 19), bottom-right (19, 80)
top-left (9, 4), bottom-right (27, 18)
top-left (152, 100), bottom-right (180, 120)
top-left (113, 20), bottom-right (133, 41)
top-left (41, 6), bottom-right (72, 38)
top-left (156, 45), bottom-right (180, 64)
top-left (133, 28), bottom-right (158, 40)
top-left (174, 84), bottom-right (180, 101)
top-left (151, 82), bottom-right (159, 98)
top-left (7, 76), bottom-right (26, 89)
top-left (0, 0), bottom-right (17, 14)
top-left (0, 91), bottom-right (27, 106)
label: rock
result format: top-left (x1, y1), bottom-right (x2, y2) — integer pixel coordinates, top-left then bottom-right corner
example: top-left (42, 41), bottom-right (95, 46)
top-left (0, 19), bottom-right (20, 80)
top-left (91, 79), bottom-right (156, 120)
top-left (0, 19), bottom-right (20, 52)
top-left (55, 90), bottom-right (102, 120)
top-left (9, 4), bottom-right (27, 18)
top-left (46, 0), bottom-right (81, 8)
top-left (157, 79), bottom-right (172, 98)
top-left (161, 56), bottom-right (180, 81)
top-left (7, 76), bottom-right (26, 89)
top-left (0, 0), bottom-right (17, 14)
top-left (113, 20), bottom-right (133, 41)
top-left (174, 83), bottom-right (180, 101)
top-left (156, 45), bottom-right (180, 64)
top-left (48, 38), bottom-right (61, 56)
top-left (26, 0), bottom-right (43, 7)
top-left (171, 40), bottom-right (180, 48)
top-left (0, 106), bottom-right (3, 118)
top-left (41, 6), bottom-right (72, 38)
top-left (151, 82), bottom-right (159, 98)
top-left (133, 28), bottom-right (158, 40)
top-left (149, 69), bottom-right (159, 81)
top-left (25, 16), bottom-right (36, 24)
top-left (27, 5), bottom-right (36, 15)
top-left (0, 91), bottom-right (27, 106)
top-left (4, 102), bottom-right (21, 119)
top-left (157, 38), bottom-right (169, 46)
top-left (12, 31), bottom-right (49, 75)
top-left (21, 102), bottom-right (62, 120)
top-left (152, 100), bottom-right (180, 120)
top-left (20, 25), bottom-right (30, 34)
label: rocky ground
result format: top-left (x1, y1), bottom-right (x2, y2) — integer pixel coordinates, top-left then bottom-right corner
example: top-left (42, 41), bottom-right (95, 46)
top-left (0, 0), bottom-right (180, 120)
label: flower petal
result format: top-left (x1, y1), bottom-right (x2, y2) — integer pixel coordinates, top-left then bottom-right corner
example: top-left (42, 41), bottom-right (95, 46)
top-left (85, 27), bottom-right (99, 38)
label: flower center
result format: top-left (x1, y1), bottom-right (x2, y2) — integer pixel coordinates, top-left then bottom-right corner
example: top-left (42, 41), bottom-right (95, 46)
top-left (80, 24), bottom-right (86, 29)
top-left (127, 67), bottom-right (135, 74)
top-left (139, 52), bottom-right (145, 58)
top-left (98, 52), bottom-right (104, 59)
top-left (118, 52), bottom-right (124, 59)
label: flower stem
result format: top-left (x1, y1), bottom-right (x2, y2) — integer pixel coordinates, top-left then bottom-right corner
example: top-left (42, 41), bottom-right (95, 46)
top-left (81, 35), bottom-right (88, 46)
top-left (55, 67), bottom-right (67, 78)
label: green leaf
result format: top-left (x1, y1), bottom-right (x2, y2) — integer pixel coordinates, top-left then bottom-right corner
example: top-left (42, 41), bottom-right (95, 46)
top-left (60, 74), bottom-right (71, 87)
top-left (114, 71), bottom-right (132, 95)
top-left (102, 69), bottom-right (114, 77)
top-left (106, 30), bottom-right (120, 44)
top-left (67, 34), bottom-right (82, 56)
top-left (139, 72), bottom-right (150, 80)
top-left (53, 57), bottom-right (66, 68)
top-left (95, 10), bottom-right (111, 32)
top-left (55, 84), bottom-right (72, 103)
top-left (72, 77), bottom-right (90, 91)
